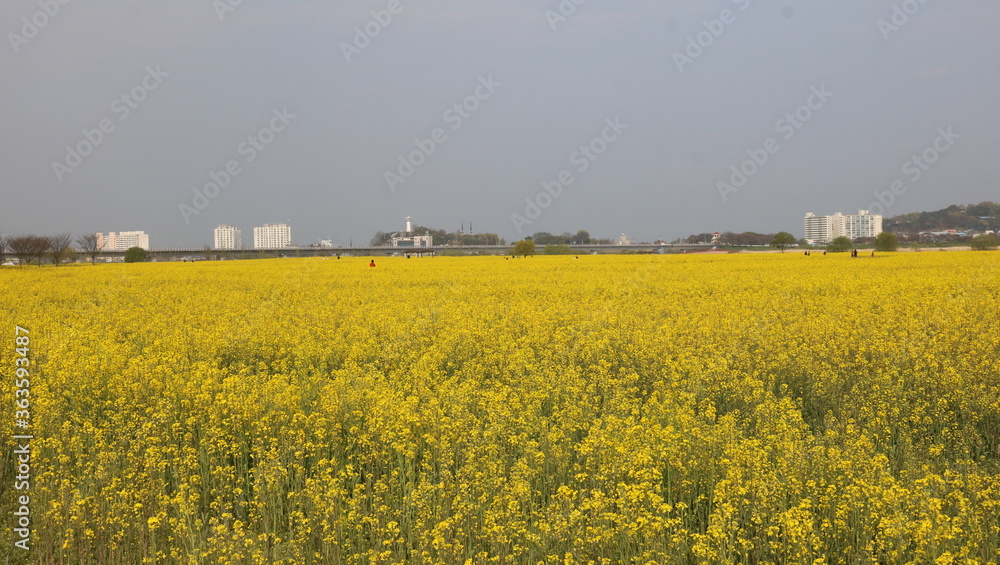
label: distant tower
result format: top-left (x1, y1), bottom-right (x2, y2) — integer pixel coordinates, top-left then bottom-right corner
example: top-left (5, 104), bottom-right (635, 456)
top-left (405, 216), bottom-right (412, 233)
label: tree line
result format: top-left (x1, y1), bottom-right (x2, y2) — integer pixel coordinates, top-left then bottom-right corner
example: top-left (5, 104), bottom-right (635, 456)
top-left (682, 232), bottom-right (778, 246)
top-left (526, 231), bottom-right (594, 245)
top-left (885, 201), bottom-right (1000, 235)
top-left (0, 233), bottom-right (118, 266)
top-left (767, 231), bottom-right (901, 253)
top-left (370, 226), bottom-right (507, 247)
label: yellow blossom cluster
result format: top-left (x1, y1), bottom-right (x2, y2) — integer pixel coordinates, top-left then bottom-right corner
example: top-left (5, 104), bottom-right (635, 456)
top-left (1, 253), bottom-right (998, 564)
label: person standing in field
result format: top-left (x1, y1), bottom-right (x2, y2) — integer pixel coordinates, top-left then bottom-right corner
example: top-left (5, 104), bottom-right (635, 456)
top-left (369, 260), bottom-right (376, 267)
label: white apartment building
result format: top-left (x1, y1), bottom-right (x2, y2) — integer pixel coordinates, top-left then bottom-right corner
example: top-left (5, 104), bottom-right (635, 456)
top-left (842, 211), bottom-right (883, 240)
top-left (214, 225), bottom-right (242, 250)
top-left (804, 213), bottom-right (832, 244)
top-left (805, 212), bottom-right (843, 245)
top-left (96, 231), bottom-right (150, 251)
top-left (804, 211), bottom-right (883, 244)
top-left (254, 223), bottom-right (291, 249)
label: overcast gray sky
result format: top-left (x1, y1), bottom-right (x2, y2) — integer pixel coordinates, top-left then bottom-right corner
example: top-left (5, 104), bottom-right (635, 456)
top-left (2, 0), bottom-right (997, 247)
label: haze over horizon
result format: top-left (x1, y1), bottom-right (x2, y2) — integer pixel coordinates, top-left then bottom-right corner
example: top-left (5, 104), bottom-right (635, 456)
top-left (2, 0), bottom-right (998, 247)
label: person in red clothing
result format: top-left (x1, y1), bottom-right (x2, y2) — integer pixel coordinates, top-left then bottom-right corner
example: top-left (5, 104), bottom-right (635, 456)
top-left (369, 260), bottom-right (376, 267)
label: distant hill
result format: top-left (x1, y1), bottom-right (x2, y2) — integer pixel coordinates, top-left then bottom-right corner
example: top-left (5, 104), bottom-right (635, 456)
top-left (885, 202), bottom-right (1000, 234)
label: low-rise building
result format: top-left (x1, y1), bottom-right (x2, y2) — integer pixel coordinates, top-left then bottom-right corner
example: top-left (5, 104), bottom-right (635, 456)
top-left (390, 216), bottom-right (433, 248)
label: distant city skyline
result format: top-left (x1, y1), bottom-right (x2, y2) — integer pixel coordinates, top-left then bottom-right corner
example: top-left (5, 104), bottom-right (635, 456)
top-left (55, 199), bottom-right (1000, 251)
top-left (3, 2), bottom-right (998, 247)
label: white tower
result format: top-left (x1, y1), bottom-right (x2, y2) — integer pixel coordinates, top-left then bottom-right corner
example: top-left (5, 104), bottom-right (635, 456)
top-left (405, 216), bottom-right (413, 233)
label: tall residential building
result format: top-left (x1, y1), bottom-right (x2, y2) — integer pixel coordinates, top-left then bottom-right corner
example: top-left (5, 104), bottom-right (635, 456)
top-left (254, 223), bottom-right (291, 249)
top-left (804, 213), bottom-right (832, 244)
top-left (96, 231), bottom-right (150, 251)
top-left (214, 225), bottom-right (242, 250)
top-left (843, 210), bottom-right (883, 240)
top-left (804, 211), bottom-right (883, 244)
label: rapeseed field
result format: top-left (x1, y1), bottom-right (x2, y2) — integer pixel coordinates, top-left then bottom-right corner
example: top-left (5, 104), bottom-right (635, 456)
top-left (1, 253), bottom-right (998, 564)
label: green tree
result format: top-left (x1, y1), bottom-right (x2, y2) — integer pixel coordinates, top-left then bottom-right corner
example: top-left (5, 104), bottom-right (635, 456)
top-left (124, 247), bottom-right (147, 263)
top-left (370, 231), bottom-right (390, 246)
top-left (971, 233), bottom-right (999, 250)
top-left (827, 236), bottom-right (852, 253)
top-left (543, 244), bottom-right (573, 255)
top-left (874, 231), bottom-right (899, 252)
top-left (531, 232), bottom-right (565, 245)
top-left (512, 240), bottom-right (536, 257)
top-left (770, 232), bottom-right (796, 252)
